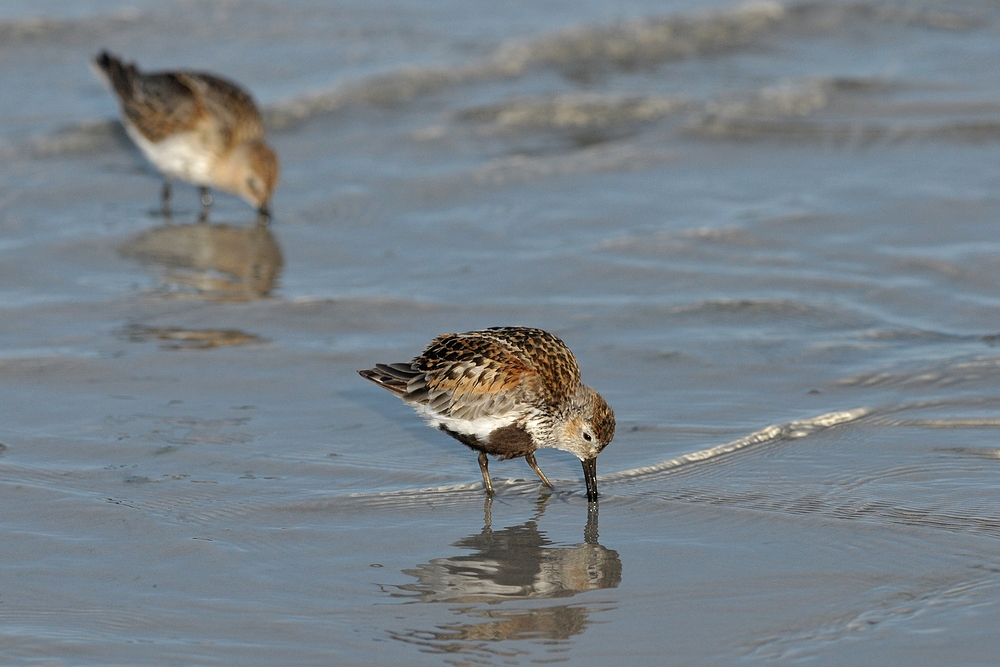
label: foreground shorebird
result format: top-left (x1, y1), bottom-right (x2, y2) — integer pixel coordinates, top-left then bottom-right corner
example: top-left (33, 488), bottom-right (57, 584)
top-left (92, 51), bottom-right (279, 221)
top-left (359, 327), bottom-right (616, 501)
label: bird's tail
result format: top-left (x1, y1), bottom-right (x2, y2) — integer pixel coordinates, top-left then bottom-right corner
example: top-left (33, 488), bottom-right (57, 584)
top-left (358, 363), bottom-right (421, 398)
top-left (91, 50), bottom-right (136, 100)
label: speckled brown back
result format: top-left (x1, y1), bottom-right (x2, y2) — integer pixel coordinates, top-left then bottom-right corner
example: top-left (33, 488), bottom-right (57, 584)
top-left (479, 327), bottom-right (582, 403)
top-left (360, 327), bottom-right (590, 424)
top-left (408, 330), bottom-right (533, 419)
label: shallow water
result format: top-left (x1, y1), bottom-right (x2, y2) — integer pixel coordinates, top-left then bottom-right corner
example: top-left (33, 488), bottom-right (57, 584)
top-left (3, 0), bottom-right (1000, 664)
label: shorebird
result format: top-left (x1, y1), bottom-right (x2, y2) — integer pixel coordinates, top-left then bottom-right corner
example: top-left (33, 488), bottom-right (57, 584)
top-left (92, 51), bottom-right (279, 221)
top-left (359, 327), bottom-right (616, 501)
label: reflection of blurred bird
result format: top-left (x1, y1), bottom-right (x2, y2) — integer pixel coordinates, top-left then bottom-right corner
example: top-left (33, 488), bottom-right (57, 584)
top-left (92, 51), bottom-right (279, 220)
top-left (119, 220), bottom-right (282, 300)
top-left (359, 327), bottom-right (615, 501)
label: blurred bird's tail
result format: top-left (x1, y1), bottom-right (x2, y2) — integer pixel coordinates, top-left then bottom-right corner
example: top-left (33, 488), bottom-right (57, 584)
top-left (91, 50), bottom-right (136, 100)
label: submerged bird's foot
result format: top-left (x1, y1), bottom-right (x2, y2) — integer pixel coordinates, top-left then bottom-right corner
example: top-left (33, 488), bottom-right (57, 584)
top-left (257, 203), bottom-right (272, 225)
top-left (198, 187), bottom-right (212, 223)
top-left (478, 451), bottom-right (494, 495)
top-left (160, 181), bottom-right (173, 221)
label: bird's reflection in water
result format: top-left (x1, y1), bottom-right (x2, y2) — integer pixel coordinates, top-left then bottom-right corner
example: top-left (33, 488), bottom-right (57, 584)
top-left (119, 218), bottom-right (282, 300)
top-left (387, 495), bottom-right (621, 660)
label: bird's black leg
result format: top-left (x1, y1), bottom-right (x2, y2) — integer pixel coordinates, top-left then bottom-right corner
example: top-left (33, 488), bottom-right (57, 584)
top-left (478, 452), bottom-right (494, 495)
top-left (161, 181), bottom-right (172, 220)
top-left (524, 452), bottom-right (553, 488)
top-left (198, 187), bottom-right (212, 222)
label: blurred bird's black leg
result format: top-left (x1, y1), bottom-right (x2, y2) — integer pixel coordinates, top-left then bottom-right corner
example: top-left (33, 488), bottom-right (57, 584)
top-left (161, 181), bottom-right (172, 220)
top-left (198, 187), bottom-right (212, 222)
top-left (525, 452), bottom-right (553, 489)
top-left (478, 452), bottom-right (494, 495)
top-left (257, 203), bottom-right (271, 225)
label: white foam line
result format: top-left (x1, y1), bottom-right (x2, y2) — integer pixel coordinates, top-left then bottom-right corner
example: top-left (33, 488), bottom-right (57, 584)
top-left (602, 408), bottom-right (870, 482)
top-left (350, 477), bottom-right (547, 500)
top-left (276, 409), bottom-right (870, 508)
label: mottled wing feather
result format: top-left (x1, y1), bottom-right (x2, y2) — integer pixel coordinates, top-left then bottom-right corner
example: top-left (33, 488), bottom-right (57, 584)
top-left (176, 72), bottom-right (265, 146)
top-left (480, 327), bottom-right (582, 404)
top-left (360, 333), bottom-right (539, 421)
top-left (417, 333), bottom-right (536, 421)
top-left (357, 363), bottom-right (417, 397)
top-left (93, 53), bottom-right (198, 141)
top-left (360, 327), bottom-right (583, 421)
top-left (117, 72), bottom-right (200, 141)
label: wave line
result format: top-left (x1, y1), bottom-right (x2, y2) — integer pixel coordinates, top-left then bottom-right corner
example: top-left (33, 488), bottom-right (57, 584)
top-left (603, 408), bottom-right (870, 482)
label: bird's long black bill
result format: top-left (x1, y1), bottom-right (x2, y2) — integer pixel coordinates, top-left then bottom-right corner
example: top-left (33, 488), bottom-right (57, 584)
top-left (582, 457), bottom-right (598, 503)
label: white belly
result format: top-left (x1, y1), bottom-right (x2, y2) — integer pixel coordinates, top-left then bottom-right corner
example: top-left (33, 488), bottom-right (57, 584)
top-left (126, 124), bottom-right (215, 186)
top-left (412, 404), bottom-right (518, 441)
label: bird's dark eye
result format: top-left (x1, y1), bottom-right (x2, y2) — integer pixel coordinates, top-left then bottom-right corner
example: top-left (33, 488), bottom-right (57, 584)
top-left (583, 432), bottom-right (592, 442)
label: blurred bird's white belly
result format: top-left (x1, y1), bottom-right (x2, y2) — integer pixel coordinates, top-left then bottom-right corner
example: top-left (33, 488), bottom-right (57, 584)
top-left (126, 124), bottom-right (215, 186)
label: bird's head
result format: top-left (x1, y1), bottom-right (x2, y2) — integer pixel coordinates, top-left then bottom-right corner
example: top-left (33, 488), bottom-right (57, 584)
top-left (551, 386), bottom-right (615, 502)
top-left (227, 140), bottom-right (279, 215)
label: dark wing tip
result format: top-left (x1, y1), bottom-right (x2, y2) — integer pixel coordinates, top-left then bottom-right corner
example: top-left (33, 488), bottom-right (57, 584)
top-left (358, 368), bottom-right (386, 384)
top-left (358, 365), bottom-right (413, 397)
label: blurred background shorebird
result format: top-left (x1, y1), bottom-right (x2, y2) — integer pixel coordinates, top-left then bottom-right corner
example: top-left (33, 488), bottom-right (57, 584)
top-left (92, 50), bottom-right (279, 222)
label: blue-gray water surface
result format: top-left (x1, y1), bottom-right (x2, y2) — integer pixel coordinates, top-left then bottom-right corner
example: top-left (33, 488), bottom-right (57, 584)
top-left (2, 0), bottom-right (1000, 664)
